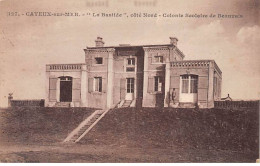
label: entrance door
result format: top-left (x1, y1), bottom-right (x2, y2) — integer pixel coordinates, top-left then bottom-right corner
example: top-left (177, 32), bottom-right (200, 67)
top-left (60, 77), bottom-right (72, 102)
top-left (125, 78), bottom-right (134, 100)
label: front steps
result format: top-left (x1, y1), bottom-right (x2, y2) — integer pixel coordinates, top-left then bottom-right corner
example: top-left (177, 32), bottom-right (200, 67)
top-left (117, 100), bottom-right (136, 108)
top-left (55, 102), bottom-right (70, 107)
top-left (63, 109), bottom-right (110, 143)
top-left (122, 100), bottom-right (132, 107)
top-left (179, 102), bottom-right (196, 108)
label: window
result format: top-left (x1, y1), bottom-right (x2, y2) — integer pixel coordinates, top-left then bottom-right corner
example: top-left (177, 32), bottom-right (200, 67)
top-left (94, 77), bottom-right (102, 92)
top-left (181, 75), bottom-right (198, 94)
top-left (154, 76), bottom-right (163, 92)
top-left (127, 78), bottom-right (134, 93)
top-left (60, 77), bottom-right (72, 81)
top-left (126, 58), bottom-right (135, 72)
top-left (95, 57), bottom-right (103, 64)
top-left (127, 58), bottom-right (135, 65)
top-left (154, 56), bottom-right (163, 63)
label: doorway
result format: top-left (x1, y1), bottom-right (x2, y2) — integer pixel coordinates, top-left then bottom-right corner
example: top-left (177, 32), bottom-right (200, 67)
top-left (126, 78), bottom-right (134, 100)
top-left (179, 75), bottom-right (198, 103)
top-left (60, 76), bottom-right (72, 102)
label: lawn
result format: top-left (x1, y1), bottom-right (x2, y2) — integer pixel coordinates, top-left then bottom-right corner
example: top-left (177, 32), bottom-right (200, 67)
top-left (0, 106), bottom-right (258, 162)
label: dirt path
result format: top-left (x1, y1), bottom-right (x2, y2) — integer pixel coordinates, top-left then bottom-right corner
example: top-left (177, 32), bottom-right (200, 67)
top-left (0, 143), bottom-right (256, 162)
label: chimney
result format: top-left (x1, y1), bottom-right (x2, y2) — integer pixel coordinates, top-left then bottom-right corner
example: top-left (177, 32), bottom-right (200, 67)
top-left (170, 37), bottom-right (178, 46)
top-left (95, 37), bottom-right (105, 47)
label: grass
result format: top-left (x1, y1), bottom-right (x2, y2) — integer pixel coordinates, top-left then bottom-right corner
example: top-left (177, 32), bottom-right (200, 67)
top-left (0, 107), bottom-right (95, 145)
top-left (0, 106), bottom-right (258, 162)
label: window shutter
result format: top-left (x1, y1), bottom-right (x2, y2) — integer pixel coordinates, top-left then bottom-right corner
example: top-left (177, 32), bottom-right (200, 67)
top-left (88, 78), bottom-right (93, 92)
top-left (72, 78), bottom-right (81, 90)
top-left (148, 77), bottom-right (154, 93)
top-left (102, 78), bottom-right (106, 92)
top-left (49, 78), bottom-right (57, 101)
top-left (72, 78), bottom-right (81, 101)
top-left (49, 78), bottom-right (57, 90)
top-left (120, 78), bottom-right (126, 100)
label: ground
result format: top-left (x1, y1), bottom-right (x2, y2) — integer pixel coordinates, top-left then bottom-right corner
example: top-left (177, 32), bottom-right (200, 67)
top-left (0, 144), bottom-right (256, 162)
top-left (0, 107), bottom-right (258, 163)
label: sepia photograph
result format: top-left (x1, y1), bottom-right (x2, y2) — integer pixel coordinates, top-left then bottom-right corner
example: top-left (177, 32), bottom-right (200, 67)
top-left (0, 0), bottom-right (259, 163)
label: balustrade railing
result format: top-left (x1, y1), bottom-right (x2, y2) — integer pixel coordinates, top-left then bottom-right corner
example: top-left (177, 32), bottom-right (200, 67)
top-left (47, 64), bottom-right (84, 71)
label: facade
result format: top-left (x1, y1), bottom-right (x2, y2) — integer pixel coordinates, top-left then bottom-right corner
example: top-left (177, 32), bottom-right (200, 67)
top-left (45, 37), bottom-right (222, 109)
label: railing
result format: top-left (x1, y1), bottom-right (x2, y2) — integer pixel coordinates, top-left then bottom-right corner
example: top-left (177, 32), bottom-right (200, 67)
top-left (170, 60), bottom-right (212, 67)
top-left (214, 101), bottom-right (259, 109)
top-left (170, 60), bottom-right (222, 74)
top-left (46, 64), bottom-right (84, 71)
top-left (10, 99), bottom-right (45, 107)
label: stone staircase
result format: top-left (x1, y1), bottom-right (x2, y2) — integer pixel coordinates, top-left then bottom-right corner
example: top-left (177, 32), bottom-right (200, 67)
top-left (179, 102), bottom-right (196, 108)
top-left (55, 102), bottom-right (70, 107)
top-left (63, 109), bottom-right (109, 143)
top-left (121, 100), bottom-right (132, 108)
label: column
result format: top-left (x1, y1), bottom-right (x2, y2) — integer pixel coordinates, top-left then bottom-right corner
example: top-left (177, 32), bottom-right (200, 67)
top-left (81, 64), bottom-right (87, 107)
top-left (164, 57), bottom-right (170, 107)
top-left (106, 48), bottom-right (115, 109)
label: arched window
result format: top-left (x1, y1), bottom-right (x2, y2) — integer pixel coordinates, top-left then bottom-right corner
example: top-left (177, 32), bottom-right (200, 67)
top-left (181, 75), bottom-right (198, 94)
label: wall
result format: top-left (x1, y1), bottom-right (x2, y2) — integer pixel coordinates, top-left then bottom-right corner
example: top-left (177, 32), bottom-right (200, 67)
top-left (45, 67), bottom-right (82, 107)
top-left (85, 49), bottom-right (109, 109)
top-left (10, 99), bottom-right (45, 107)
top-left (169, 60), bottom-right (221, 108)
top-left (113, 47), bottom-right (144, 106)
top-left (142, 46), bottom-right (184, 107)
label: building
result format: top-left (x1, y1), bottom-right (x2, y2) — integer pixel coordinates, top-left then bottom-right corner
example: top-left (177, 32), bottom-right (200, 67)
top-left (45, 37), bottom-right (222, 109)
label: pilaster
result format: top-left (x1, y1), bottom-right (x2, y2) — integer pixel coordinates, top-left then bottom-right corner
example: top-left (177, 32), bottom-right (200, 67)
top-left (142, 47), bottom-right (149, 107)
top-left (81, 64), bottom-right (87, 107)
top-left (164, 57), bottom-right (171, 107)
top-left (45, 70), bottom-right (50, 107)
top-left (207, 61), bottom-right (215, 108)
top-left (106, 48), bottom-right (115, 109)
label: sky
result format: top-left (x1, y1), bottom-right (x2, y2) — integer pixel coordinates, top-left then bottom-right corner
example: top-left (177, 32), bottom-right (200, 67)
top-left (0, 0), bottom-right (259, 107)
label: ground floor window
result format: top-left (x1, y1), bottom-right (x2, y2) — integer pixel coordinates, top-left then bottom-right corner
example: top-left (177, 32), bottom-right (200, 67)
top-left (94, 77), bottom-right (102, 92)
top-left (181, 75), bottom-right (198, 94)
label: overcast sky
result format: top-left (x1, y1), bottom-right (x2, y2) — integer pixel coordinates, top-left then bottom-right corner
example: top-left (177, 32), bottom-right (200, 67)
top-left (0, 0), bottom-right (259, 107)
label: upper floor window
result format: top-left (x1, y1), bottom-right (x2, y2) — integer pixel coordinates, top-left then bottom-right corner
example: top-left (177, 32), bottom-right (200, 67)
top-left (126, 58), bottom-right (135, 72)
top-left (95, 57), bottom-right (103, 64)
top-left (154, 76), bottom-right (163, 92)
top-left (94, 77), bottom-right (102, 92)
top-left (127, 58), bottom-right (135, 65)
top-left (181, 75), bottom-right (198, 94)
top-left (154, 56), bottom-right (163, 63)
